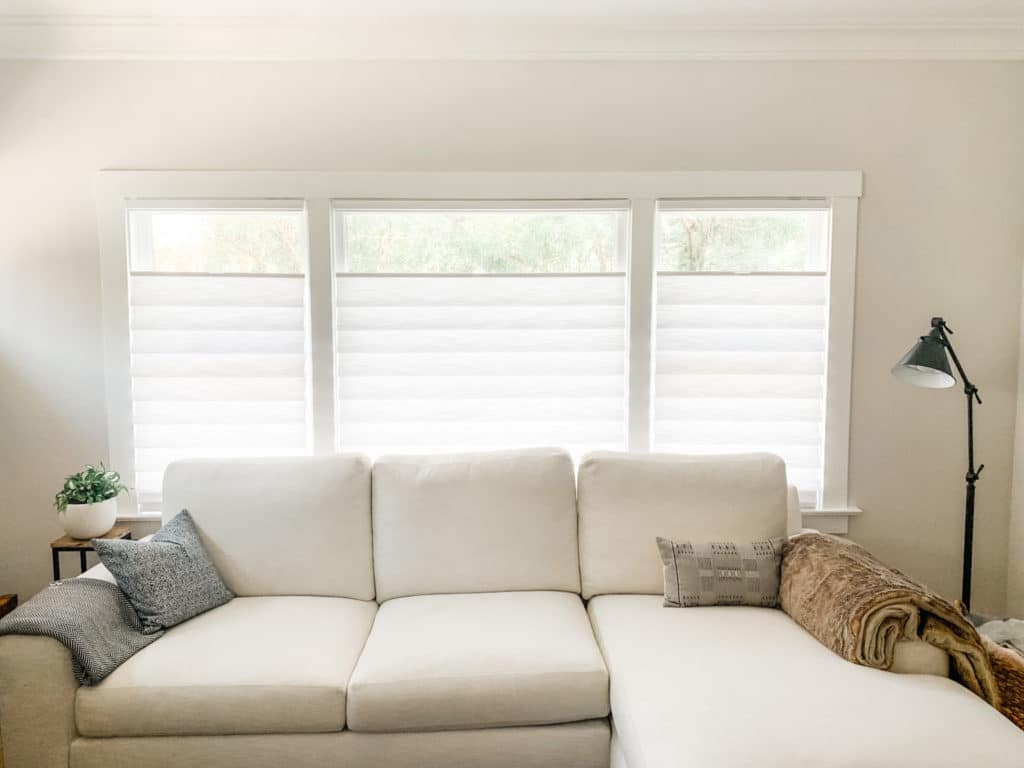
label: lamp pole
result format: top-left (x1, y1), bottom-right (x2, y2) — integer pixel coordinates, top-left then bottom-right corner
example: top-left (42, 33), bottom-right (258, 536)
top-left (929, 317), bottom-right (983, 609)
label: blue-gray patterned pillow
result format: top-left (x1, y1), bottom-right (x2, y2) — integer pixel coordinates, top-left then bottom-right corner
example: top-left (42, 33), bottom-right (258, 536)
top-left (94, 510), bottom-right (233, 633)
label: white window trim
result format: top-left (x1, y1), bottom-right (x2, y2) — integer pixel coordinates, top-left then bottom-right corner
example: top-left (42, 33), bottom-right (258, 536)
top-left (97, 171), bottom-right (863, 526)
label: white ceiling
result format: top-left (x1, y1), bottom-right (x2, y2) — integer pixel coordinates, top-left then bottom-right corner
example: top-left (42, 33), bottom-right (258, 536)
top-left (3, 0), bottom-right (1024, 18)
top-left (2, 0), bottom-right (1023, 60)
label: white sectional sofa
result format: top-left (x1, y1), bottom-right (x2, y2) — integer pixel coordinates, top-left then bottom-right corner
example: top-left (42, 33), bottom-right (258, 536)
top-left (1, 448), bottom-right (1022, 768)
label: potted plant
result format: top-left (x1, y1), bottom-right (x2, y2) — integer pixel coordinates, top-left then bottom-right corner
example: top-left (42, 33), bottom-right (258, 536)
top-left (54, 464), bottom-right (128, 539)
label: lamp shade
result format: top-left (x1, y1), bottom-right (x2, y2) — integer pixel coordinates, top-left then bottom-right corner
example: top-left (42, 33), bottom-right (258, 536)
top-left (891, 329), bottom-right (955, 389)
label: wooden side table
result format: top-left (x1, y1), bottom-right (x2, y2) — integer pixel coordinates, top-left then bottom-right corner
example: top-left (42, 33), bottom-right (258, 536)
top-left (50, 525), bottom-right (132, 581)
top-left (0, 594), bottom-right (16, 621)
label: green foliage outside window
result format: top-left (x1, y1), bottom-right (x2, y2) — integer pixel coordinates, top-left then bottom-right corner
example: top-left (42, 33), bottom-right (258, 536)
top-left (137, 208), bottom-right (820, 276)
top-left (341, 212), bottom-right (622, 273)
top-left (659, 212), bottom-right (818, 273)
top-left (145, 212), bottom-right (303, 274)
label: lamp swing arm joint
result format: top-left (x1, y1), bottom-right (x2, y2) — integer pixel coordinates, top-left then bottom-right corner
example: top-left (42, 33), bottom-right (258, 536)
top-left (931, 317), bottom-right (981, 404)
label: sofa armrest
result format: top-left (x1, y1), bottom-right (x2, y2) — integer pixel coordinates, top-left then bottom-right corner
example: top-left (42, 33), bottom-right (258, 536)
top-left (0, 535), bottom-right (152, 767)
top-left (0, 634), bottom-right (78, 768)
top-left (891, 638), bottom-right (951, 677)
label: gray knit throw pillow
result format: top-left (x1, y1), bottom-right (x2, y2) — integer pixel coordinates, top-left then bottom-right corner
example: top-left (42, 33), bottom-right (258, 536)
top-left (94, 510), bottom-right (233, 633)
top-left (657, 537), bottom-right (784, 608)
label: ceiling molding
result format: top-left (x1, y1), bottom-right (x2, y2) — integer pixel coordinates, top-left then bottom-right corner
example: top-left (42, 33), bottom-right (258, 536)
top-left (2, 15), bottom-right (1023, 61)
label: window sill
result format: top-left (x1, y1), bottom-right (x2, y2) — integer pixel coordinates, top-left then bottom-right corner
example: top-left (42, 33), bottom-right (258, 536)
top-left (801, 507), bottom-right (862, 535)
top-left (123, 507), bottom-right (864, 532)
top-left (116, 511), bottom-right (162, 523)
top-left (123, 508), bottom-right (863, 532)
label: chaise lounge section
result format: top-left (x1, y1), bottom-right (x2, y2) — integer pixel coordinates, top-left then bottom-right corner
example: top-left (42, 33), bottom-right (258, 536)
top-left (1, 448), bottom-right (1022, 767)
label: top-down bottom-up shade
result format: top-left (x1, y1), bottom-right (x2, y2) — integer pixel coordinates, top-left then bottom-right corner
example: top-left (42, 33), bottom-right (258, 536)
top-left (654, 273), bottom-right (827, 507)
top-left (129, 273), bottom-right (310, 511)
top-left (126, 268), bottom-right (825, 509)
top-left (334, 273), bottom-right (627, 458)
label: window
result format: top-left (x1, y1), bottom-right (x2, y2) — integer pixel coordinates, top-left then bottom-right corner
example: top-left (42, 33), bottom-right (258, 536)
top-left (124, 203), bottom-right (310, 512)
top-left (654, 202), bottom-right (830, 507)
top-left (99, 172), bottom-right (860, 524)
top-left (333, 203), bottom-right (628, 456)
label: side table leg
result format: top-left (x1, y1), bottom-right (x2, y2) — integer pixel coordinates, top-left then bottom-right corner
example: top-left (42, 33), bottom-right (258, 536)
top-left (52, 550), bottom-right (60, 582)
top-left (80, 551), bottom-right (88, 574)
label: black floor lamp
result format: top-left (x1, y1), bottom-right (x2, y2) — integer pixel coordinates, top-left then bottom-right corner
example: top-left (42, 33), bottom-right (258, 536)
top-left (892, 317), bottom-right (982, 609)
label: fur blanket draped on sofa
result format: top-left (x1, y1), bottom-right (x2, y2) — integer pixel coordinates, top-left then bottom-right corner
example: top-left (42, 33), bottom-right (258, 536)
top-left (780, 533), bottom-right (1002, 708)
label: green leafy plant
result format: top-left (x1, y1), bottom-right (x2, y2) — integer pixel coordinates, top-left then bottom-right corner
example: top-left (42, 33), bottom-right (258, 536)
top-left (54, 464), bottom-right (128, 513)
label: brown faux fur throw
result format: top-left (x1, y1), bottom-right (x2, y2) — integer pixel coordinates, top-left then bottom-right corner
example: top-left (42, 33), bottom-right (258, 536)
top-left (780, 533), bottom-right (1000, 708)
top-left (983, 635), bottom-right (1024, 729)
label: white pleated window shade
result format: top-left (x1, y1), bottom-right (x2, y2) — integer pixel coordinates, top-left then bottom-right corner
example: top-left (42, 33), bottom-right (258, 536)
top-left (654, 204), bottom-right (830, 507)
top-left (127, 205), bottom-right (310, 511)
top-left (334, 204), bottom-right (628, 457)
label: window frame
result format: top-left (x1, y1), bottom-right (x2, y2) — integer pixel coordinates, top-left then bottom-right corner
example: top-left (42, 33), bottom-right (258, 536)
top-left (653, 198), bottom-right (832, 508)
top-left (105, 197), bottom-right (315, 514)
top-left (98, 171), bottom-right (862, 528)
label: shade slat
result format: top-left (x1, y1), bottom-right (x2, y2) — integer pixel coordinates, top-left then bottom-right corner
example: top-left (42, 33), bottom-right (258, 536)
top-left (132, 306), bottom-right (304, 331)
top-left (337, 328), bottom-right (624, 353)
top-left (131, 274), bottom-right (304, 307)
top-left (337, 305), bottom-right (622, 330)
top-left (337, 375), bottom-right (625, 399)
top-left (132, 330), bottom-right (305, 354)
top-left (132, 377), bottom-right (306, 402)
top-left (337, 397), bottom-right (624, 422)
top-left (336, 274), bottom-right (624, 306)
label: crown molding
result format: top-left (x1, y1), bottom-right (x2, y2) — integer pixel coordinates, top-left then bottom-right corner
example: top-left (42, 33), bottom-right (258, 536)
top-left (1, 15), bottom-right (1023, 61)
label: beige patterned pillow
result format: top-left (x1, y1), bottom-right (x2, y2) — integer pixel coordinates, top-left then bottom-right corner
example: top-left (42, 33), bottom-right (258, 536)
top-left (656, 537), bottom-right (784, 608)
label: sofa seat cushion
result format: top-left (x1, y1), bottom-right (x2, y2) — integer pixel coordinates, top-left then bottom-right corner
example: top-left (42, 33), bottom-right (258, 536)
top-left (76, 596), bottom-right (376, 737)
top-left (589, 595), bottom-right (1024, 768)
top-left (347, 591), bottom-right (609, 732)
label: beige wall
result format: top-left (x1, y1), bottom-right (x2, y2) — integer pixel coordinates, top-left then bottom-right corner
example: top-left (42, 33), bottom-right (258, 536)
top-left (1010, 273), bottom-right (1024, 617)
top-left (1, 60), bottom-right (1022, 612)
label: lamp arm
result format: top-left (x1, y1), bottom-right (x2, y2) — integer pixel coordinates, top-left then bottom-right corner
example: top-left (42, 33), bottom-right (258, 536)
top-left (932, 317), bottom-right (982, 404)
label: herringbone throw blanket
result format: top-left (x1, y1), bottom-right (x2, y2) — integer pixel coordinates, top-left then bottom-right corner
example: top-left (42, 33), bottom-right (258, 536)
top-left (780, 533), bottom-right (1000, 708)
top-left (0, 578), bottom-right (161, 685)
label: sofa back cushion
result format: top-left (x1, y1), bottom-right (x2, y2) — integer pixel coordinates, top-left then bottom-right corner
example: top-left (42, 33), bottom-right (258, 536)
top-left (162, 456), bottom-right (374, 599)
top-left (372, 448), bottom-right (580, 601)
top-left (577, 452), bottom-right (788, 599)
top-left (787, 484), bottom-right (802, 536)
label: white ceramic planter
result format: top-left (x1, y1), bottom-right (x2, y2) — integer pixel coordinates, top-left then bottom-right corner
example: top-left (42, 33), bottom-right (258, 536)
top-left (58, 498), bottom-right (118, 540)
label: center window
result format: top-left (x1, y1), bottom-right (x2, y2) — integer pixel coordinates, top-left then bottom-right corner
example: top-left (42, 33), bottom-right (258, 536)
top-left (332, 202), bottom-right (629, 457)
